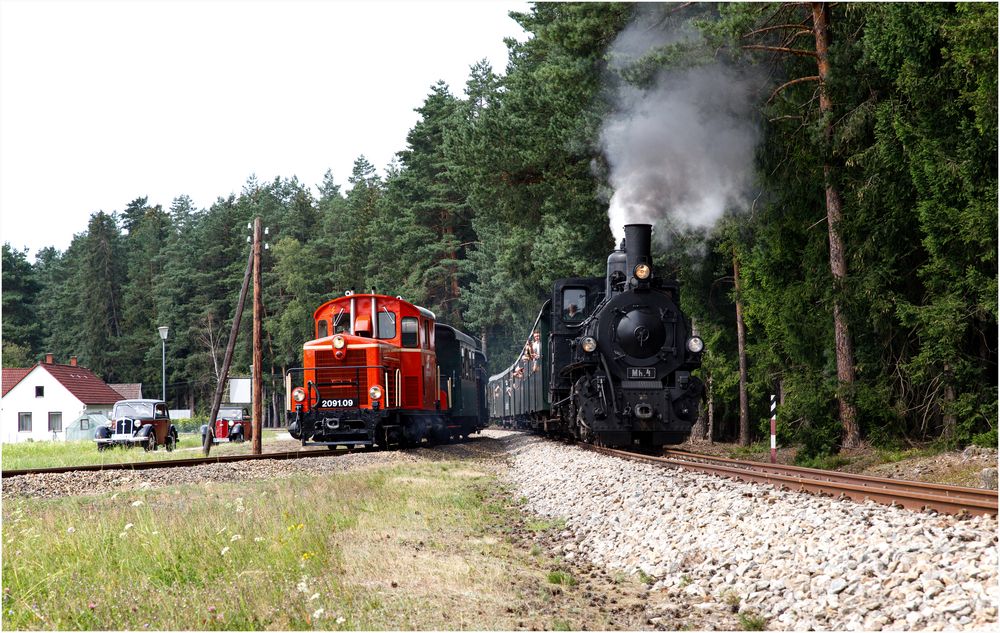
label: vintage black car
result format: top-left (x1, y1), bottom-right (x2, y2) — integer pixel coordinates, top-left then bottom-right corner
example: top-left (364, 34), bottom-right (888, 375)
top-left (95, 399), bottom-right (179, 451)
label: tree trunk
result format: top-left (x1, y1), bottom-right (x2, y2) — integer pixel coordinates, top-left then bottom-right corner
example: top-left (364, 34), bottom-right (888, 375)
top-left (733, 250), bottom-right (750, 446)
top-left (812, 2), bottom-right (860, 449)
top-left (942, 364), bottom-right (956, 440)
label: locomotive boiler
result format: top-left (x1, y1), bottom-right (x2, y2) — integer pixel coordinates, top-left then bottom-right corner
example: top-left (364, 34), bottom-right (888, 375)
top-left (487, 224), bottom-right (704, 448)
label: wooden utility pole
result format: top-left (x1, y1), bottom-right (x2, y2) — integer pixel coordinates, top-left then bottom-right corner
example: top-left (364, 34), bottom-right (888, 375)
top-left (204, 243), bottom-right (254, 456)
top-left (252, 217), bottom-right (263, 455)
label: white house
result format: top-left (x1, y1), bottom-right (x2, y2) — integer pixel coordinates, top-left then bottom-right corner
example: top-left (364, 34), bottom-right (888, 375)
top-left (1, 354), bottom-right (124, 443)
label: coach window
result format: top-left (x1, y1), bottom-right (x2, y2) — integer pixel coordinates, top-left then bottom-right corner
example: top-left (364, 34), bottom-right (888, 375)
top-left (401, 317), bottom-right (418, 348)
top-left (317, 319), bottom-right (328, 339)
top-left (562, 287), bottom-right (587, 322)
top-left (377, 310), bottom-right (396, 339)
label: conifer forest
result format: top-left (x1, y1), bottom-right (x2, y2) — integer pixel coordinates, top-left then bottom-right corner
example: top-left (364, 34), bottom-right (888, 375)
top-left (3, 3), bottom-right (996, 458)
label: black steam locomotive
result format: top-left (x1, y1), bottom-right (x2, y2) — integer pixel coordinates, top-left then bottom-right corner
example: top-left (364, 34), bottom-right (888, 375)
top-left (487, 224), bottom-right (704, 448)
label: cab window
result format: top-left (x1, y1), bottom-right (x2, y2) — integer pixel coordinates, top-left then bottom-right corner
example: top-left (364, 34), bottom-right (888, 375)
top-left (155, 404), bottom-right (168, 419)
top-left (423, 320), bottom-right (430, 349)
top-left (377, 311), bottom-right (396, 339)
top-left (562, 288), bottom-right (587, 321)
top-left (317, 319), bottom-right (328, 339)
top-left (401, 317), bottom-right (418, 348)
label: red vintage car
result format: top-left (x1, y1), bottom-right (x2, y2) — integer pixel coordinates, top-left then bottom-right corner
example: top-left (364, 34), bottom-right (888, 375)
top-left (201, 406), bottom-right (251, 444)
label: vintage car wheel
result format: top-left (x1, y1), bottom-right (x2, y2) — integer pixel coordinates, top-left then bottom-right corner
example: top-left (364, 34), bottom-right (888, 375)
top-left (144, 432), bottom-right (156, 452)
top-left (165, 434), bottom-right (176, 452)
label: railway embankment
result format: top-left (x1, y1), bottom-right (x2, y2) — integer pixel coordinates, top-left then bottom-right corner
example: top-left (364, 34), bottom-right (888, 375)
top-left (502, 432), bottom-right (999, 631)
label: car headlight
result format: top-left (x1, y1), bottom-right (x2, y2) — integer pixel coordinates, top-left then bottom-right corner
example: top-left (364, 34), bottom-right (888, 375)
top-left (332, 335), bottom-right (346, 349)
top-left (581, 337), bottom-right (597, 353)
top-left (369, 385), bottom-right (383, 401)
top-left (292, 387), bottom-right (307, 402)
top-left (686, 337), bottom-right (704, 353)
top-left (634, 263), bottom-right (651, 280)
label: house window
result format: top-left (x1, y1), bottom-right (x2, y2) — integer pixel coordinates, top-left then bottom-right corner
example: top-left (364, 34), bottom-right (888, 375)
top-left (18, 412), bottom-right (32, 432)
top-left (48, 412), bottom-right (62, 433)
top-left (35, 386), bottom-right (44, 397)
top-left (80, 419), bottom-right (91, 431)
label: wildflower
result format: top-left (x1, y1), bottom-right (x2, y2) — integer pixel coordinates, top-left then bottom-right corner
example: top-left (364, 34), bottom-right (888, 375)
top-left (151, 531), bottom-right (159, 535)
top-left (230, 534), bottom-right (242, 542)
top-left (88, 602), bottom-right (97, 610)
top-left (124, 523), bottom-right (134, 531)
top-left (66, 527), bottom-right (75, 534)
top-left (336, 616), bottom-right (346, 624)
top-left (131, 500), bottom-right (144, 507)
top-left (253, 537), bottom-right (264, 542)
top-left (309, 593), bottom-right (320, 601)
top-left (296, 577), bottom-right (309, 593)
top-left (220, 546), bottom-right (230, 556)
top-left (208, 606), bottom-right (216, 613)
top-left (312, 608), bottom-right (325, 619)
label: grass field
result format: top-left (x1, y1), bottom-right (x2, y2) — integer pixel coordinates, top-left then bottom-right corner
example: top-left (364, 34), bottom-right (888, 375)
top-left (1, 430), bottom-right (284, 472)
top-left (2, 458), bottom-right (632, 630)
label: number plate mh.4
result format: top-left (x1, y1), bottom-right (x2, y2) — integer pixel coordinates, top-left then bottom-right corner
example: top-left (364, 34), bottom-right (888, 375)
top-left (319, 399), bottom-right (356, 408)
top-left (626, 367), bottom-right (656, 379)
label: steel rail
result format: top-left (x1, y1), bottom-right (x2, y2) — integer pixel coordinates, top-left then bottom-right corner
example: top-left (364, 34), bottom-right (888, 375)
top-left (584, 445), bottom-right (997, 517)
top-left (1, 447), bottom-right (364, 479)
top-left (661, 449), bottom-right (997, 505)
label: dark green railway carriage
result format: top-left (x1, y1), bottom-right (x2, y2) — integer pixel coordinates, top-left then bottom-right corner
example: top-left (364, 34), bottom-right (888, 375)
top-left (487, 302), bottom-right (552, 429)
top-left (435, 323), bottom-right (489, 437)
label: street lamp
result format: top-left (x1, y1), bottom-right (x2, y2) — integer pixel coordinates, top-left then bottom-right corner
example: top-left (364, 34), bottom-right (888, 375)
top-left (158, 326), bottom-right (169, 402)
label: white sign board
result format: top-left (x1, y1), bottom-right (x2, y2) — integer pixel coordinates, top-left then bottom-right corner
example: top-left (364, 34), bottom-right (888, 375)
top-left (229, 377), bottom-right (252, 404)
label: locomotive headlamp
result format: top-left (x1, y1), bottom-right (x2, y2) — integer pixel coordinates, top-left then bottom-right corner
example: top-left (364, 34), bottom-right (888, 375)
top-left (686, 337), bottom-right (705, 353)
top-left (332, 335), bottom-right (346, 349)
top-left (634, 263), bottom-right (651, 280)
top-left (369, 385), bottom-right (383, 401)
top-left (581, 337), bottom-right (598, 353)
top-left (292, 387), bottom-right (307, 403)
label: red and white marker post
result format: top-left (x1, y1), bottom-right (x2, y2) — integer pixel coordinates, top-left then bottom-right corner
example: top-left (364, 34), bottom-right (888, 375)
top-left (770, 394), bottom-right (777, 463)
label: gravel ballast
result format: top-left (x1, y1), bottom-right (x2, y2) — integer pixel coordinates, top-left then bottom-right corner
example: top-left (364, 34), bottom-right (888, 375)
top-left (501, 432), bottom-right (998, 631)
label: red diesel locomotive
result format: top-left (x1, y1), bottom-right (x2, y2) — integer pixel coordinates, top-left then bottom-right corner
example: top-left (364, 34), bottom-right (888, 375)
top-left (286, 291), bottom-right (487, 448)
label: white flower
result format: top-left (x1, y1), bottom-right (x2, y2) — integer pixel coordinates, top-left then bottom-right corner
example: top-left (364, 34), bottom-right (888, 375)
top-left (312, 608), bottom-right (325, 619)
top-left (66, 527), bottom-right (75, 534)
top-left (296, 581), bottom-right (308, 593)
top-left (253, 537), bottom-right (264, 542)
top-left (151, 531), bottom-right (159, 535)
top-left (336, 616), bottom-right (346, 624)
top-left (309, 593), bottom-right (320, 601)
top-left (131, 500), bottom-right (144, 507)
top-left (220, 546), bottom-right (230, 556)
top-left (124, 523), bottom-right (134, 531)
top-left (230, 534), bottom-right (242, 542)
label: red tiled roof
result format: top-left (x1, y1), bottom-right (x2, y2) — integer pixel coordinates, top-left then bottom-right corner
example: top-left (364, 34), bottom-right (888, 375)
top-left (110, 383), bottom-right (143, 400)
top-left (2, 367), bottom-right (32, 397)
top-left (42, 364), bottom-right (124, 404)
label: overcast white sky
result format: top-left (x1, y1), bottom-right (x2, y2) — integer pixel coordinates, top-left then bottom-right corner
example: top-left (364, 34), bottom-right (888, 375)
top-left (0, 0), bottom-right (529, 258)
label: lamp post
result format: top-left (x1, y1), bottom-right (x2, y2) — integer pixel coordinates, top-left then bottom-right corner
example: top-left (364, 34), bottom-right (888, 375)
top-left (158, 326), bottom-right (169, 402)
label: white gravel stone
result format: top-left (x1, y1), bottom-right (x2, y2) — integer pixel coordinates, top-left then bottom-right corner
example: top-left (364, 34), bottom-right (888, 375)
top-left (500, 433), bottom-right (999, 631)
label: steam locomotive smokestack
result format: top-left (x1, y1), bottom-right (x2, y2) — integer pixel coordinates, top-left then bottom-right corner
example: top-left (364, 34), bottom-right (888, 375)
top-left (624, 223), bottom-right (652, 277)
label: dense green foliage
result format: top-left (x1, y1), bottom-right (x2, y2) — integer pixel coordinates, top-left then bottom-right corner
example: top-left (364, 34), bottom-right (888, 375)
top-left (3, 3), bottom-right (995, 453)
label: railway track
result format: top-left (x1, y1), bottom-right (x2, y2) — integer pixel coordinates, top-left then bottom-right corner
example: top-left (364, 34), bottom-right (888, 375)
top-left (1, 446), bottom-right (365, 479)
top-left (584, 445), bottom-right (998, 517)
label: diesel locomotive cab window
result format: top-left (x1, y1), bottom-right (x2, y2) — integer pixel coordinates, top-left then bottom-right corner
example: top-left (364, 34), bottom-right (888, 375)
top-left (377, 311), bottom-right (396, 339)
top-left (401, 317), bottom-right (419, 348)
top-left (562, 288), bottom-right (587, 321)
top-left (317, 319), bottom-right (328, 339)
